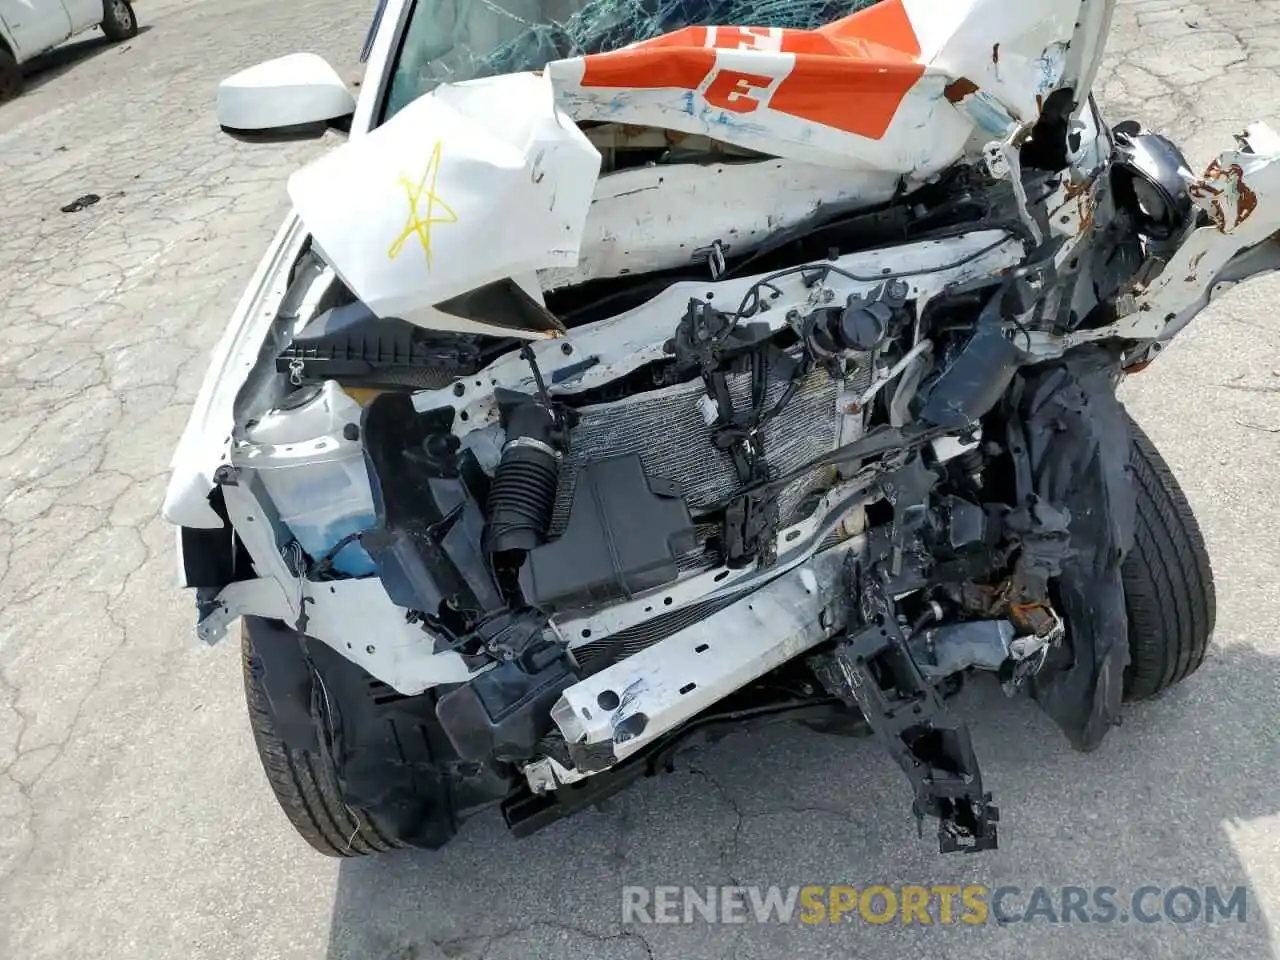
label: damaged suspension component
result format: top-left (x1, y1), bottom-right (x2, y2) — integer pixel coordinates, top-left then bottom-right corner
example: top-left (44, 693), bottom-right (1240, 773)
top-left (810, 559), bottom-right (1000, 854)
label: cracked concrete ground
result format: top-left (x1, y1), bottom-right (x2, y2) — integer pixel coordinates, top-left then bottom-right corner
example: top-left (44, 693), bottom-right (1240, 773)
top-left (0, 0), bottom-right (1278, 957)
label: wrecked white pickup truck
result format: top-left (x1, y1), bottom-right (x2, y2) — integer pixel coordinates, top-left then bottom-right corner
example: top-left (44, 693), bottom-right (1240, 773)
top-left (165, 0), bottom-right (1280, 856)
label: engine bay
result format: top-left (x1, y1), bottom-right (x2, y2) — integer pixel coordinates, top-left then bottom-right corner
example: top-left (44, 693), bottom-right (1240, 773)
top-left (222, 172), bottom-right (1102, 852)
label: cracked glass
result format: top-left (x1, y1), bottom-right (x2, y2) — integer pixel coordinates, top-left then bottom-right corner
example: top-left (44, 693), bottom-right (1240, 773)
top-left (383, 0), bottom-right (884, 119)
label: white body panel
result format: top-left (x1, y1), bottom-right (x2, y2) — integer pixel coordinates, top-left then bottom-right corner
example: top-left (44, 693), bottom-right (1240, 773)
top-left (287, 72), bottom-right (601, 327)
top-left (60, 0), bottom-right (100, 33)
top-left (0, 0), bottom-right (71, 59)
top-left (216, 53), bottom-right (357, 132)
top-left (0, 0), bottom-right (117, 63)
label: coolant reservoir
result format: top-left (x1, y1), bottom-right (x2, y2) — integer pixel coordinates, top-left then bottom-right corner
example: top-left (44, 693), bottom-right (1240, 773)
top-left (241, 381), bottom-right (376, 576)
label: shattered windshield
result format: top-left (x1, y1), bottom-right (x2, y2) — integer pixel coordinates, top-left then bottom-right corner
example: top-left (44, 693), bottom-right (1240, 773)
top-left (383, 0), bottom-right (883, 120)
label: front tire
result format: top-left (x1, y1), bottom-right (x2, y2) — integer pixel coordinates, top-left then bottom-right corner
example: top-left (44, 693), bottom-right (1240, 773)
top-left (241, 623), bottom-right (401, 857)
top-left (101, 0), bottom-right (138, 41)
top-left (1120, 417), bottom-right (1216, 700)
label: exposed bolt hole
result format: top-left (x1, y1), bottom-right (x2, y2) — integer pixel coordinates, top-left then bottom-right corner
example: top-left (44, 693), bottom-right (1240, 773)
top-left (365, 645), bottom-right (376, 654)
top-left (580, 628), bottom-right (592, 639)
top-left (694, 643), bottom-right (710, 653)
top-left (597, 690), bottom-right (620, 711)
top-left (663, 597), bottom-right (673, 606)
top-left (679, 682), bottom-right (697, 695)
top-left (713, 570), bottom-right (730, 582)
top-left (785, 530), bottom-right (801, 542)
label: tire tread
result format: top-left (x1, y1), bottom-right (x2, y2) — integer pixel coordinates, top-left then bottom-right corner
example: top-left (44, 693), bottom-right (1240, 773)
top-left (1121, 418), bottom-right (1216, 700)
top-left (241, 626), bottom-right (403, 857)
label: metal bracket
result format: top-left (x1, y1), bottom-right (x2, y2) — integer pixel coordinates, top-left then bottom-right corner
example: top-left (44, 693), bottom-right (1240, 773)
top-left (810, 567), bottom-right (999, 853)
top-left (194, 578), bottom-right (288, 645)
top-left (692, 239), bottom-right (730, 280)
top-left (984, 132), bottom-right (1043, 246)
top-left (550, 546), bottom-right (854, 769)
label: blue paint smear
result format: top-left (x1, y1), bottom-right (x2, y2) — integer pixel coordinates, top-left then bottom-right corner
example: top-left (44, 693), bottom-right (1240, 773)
top-left (965, 93), bottom-right (1017, 137)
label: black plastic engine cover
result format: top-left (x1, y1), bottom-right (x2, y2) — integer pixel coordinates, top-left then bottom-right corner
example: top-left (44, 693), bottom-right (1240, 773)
top-left (519, 454), bottom-right (697, 611)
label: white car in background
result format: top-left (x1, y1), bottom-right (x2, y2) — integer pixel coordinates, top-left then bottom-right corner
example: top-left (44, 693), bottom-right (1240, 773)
top-left (0, 0), bottom-right (139, 101)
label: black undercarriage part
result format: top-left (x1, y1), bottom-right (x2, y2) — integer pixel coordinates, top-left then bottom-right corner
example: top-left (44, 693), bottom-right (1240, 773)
top-left (519, 453), bottom-right (697, 611)
top-left (277, 300), bottom-right (486, 390)
top-left (435, 612), bottom-right (579, 762)
top-left (484, 389), bottom-right (566, 555)
top-left (502, 695), bottom-right (852, 838)
top-left (1005, 347), bottom-right (1136, 751)
top-left (810, 559), bottom-right (1000, 853)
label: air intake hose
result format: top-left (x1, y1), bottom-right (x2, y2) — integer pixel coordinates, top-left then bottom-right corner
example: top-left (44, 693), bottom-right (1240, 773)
top-left (484, 390), bottom-right (564, 554)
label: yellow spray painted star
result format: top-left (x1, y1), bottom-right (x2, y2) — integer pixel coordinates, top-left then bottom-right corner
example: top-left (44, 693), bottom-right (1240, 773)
top-left (388, 141), bottom-right (458, 268)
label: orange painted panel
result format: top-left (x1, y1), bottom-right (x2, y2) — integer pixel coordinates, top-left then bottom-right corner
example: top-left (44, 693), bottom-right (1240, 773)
top-left (579, 27), bottom-right (716, 90)
top-left (771, 1), bottom-right (925, 138)
top-left (575, 1), bottom-right (925, 140)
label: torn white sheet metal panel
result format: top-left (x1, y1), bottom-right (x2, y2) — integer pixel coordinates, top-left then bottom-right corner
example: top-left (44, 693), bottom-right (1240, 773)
top-left (414, 229), bottom-right (1027, 433)
top-left (551, 546), bottom-right (854, 769)
top-left (206, 482), bottom-right (481, 690)
top-left (546, 0), bottom-right (1085, 175)
top-left (1019, 123), bottom-right (1280, 363)
top-left (1129, 123), bottom-right (1280, 340)
top-left (539, 158), bottom-right (902, 290)
top-left (288, 71), bottom-right (601, 331)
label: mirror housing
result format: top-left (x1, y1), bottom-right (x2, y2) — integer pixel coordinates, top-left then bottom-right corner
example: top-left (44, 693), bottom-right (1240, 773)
top-left (217, 53), bottom-right (356, 142)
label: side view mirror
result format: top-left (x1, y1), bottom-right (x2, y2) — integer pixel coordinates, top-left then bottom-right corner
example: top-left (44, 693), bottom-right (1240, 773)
top-left (217, 53), bottom-right (357, 143)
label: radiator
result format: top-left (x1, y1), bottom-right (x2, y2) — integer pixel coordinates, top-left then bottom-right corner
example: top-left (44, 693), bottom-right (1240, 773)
top-left (551, 358), bottom-right (864, 535)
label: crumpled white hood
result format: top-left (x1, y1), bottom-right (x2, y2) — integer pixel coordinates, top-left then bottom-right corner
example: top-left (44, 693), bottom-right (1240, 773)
top-left (287, 72), bottom-right (601, 334)
top-left (288, 0), bottom-right (1110, 331)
